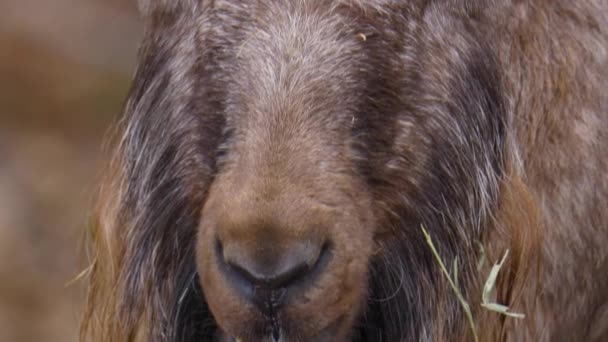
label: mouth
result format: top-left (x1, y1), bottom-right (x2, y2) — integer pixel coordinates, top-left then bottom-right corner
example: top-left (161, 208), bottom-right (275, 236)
top-left (214, 239), bottom-right (334, 314)
top-left (218, 332), bottom-right (284, 342)
top-left (216, 315), bottom-right (348, 342)
top-left (211, 298), bottom-right (347, 342)
top-left (199, 230), bottom-right (369, 342)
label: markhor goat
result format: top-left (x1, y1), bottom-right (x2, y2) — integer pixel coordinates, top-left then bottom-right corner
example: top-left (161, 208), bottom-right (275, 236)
top-left (82, 1), bottom-right (608, 341)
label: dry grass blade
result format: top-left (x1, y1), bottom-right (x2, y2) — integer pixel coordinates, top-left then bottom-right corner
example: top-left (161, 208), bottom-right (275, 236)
top-left (480, 250), bottom-right (525, 319)
top-left (421, 225), bottom-right (479, 342)
top-left (65, 263), bottom-right (94, 287)
top-left (476, 241), bottom-right (485, 272)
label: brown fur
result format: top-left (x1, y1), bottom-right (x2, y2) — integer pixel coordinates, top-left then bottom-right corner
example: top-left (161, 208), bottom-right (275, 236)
top-left (82, 1), bottom-right (608, 341)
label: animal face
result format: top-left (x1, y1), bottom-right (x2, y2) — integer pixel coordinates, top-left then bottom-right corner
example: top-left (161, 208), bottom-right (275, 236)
top-left (89, 0), bottom-right (506, 340)
top-left (192, 2), bottom-right (505, 338)
top-left (82, 1), bottom-right (608, 341)
top-left (195, 3), bottom-right (379, 340)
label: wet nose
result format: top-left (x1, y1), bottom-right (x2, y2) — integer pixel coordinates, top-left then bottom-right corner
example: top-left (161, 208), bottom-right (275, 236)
top-left (216, 238), bottom-right (328, 313)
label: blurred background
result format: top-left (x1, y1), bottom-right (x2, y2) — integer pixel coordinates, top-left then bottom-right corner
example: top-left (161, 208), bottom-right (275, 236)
top-left (0, 1), bottom-right (142, 340)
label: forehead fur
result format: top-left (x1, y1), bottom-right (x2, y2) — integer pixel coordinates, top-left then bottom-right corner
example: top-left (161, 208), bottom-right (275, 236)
top-left (212, 1), bottom-right (369, 130)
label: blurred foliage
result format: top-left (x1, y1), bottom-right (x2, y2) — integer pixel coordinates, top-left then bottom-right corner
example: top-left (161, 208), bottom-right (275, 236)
top-left (0, 1), bottom-right (141, 341)
top-left (0, 33), bottom-right (131, 137)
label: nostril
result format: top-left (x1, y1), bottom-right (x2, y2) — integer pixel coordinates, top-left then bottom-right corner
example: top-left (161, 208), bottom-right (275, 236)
top-left (215, 237), bottom-right (332, 309)
top-left (230, 254), bottom-right (312, 289)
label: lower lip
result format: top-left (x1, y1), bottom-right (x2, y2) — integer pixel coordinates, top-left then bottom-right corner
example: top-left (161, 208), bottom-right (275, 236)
top-left (220, 316), bottom-right (345, 342)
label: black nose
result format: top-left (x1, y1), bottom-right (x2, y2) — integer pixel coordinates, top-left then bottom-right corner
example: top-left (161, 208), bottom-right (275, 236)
top-left (229, 253), bottom-right (311, 290)
top-left (216, 239), bottom-right (328, 314)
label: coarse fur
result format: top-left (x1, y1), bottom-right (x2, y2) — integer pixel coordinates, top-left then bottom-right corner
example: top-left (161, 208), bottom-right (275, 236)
top-left (81, 0), bottom-right (608, 341)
